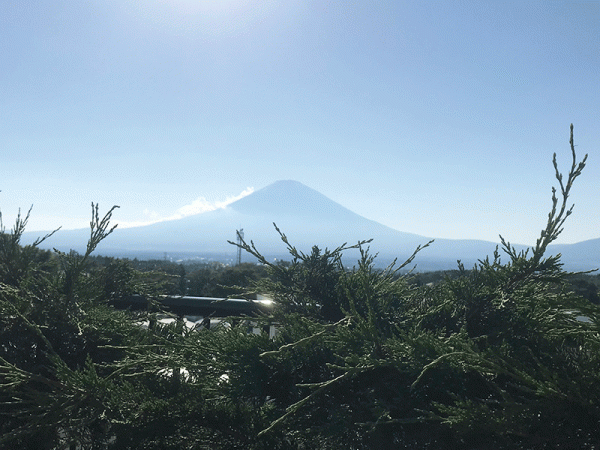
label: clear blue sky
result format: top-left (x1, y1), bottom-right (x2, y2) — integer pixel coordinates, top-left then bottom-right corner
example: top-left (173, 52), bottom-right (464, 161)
top-left (1, 0), bottom-right (598, 246)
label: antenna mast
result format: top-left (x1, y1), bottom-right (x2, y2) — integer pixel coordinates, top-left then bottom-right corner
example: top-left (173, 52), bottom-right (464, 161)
top-left (236, 228), bottom-right (244, 265)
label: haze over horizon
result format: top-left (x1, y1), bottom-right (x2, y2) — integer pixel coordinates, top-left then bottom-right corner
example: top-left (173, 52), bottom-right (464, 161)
top-left (2, 1), bottom-right (598, 247)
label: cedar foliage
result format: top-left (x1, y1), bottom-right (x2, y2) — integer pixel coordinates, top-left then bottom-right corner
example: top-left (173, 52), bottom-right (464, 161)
top-left (1, 125), bottom-right (599, 449)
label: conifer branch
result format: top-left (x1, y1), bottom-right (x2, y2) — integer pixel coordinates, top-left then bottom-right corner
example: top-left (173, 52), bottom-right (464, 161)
top-left (259, 316), bottom-right (350, 358)
top-left (258, 371), bottom-right (353, 437)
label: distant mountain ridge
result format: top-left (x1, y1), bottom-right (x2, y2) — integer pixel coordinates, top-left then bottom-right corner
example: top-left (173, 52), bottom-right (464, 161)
top-left (21, 180), bottom-right (600, 271)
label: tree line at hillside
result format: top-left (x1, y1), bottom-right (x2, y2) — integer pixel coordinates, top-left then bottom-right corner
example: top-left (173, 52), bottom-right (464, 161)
top-left (84, 254), bottom-right (600, 305)
top-left (1, 125), bottom-right (600, 449)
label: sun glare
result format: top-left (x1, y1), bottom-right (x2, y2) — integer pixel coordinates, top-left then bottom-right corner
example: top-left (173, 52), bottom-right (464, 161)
top-left (120, 0), bottom-right (276, 37)
top-left (163, 0), bottom-right (254, 15)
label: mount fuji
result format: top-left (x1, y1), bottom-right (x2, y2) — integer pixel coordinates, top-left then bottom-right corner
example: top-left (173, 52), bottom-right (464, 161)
top-left (22, 180), bottom-right (599, 271)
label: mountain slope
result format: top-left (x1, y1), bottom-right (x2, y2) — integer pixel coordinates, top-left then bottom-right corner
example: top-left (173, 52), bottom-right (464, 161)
top-left (97, 179), bottom-right (432, 263)
top-left (549, 238), bottom-right (600, 271)
top-left (20, 180), bottom-right (597, 271)
top-left (230, 180), bottom-right (359, 219)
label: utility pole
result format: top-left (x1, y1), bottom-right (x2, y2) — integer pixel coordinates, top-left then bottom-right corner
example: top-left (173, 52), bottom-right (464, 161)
top-left (236, 228), bottom-right (244, 266)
